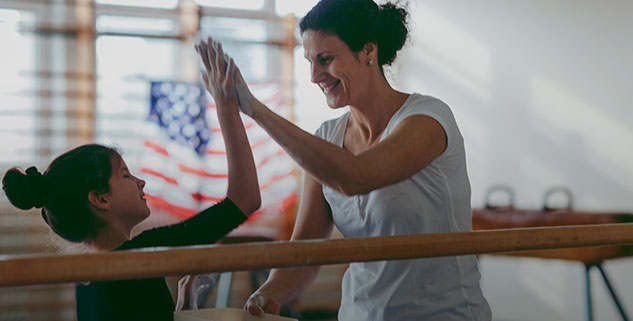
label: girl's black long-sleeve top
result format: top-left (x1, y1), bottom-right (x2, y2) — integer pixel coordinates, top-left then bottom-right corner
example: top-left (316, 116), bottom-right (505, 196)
top-left (75, 198), bottom-right (247, 321)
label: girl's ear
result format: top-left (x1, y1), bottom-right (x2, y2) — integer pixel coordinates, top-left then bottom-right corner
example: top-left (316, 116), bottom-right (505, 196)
top-left (88, 190), bottom-right (110, 212)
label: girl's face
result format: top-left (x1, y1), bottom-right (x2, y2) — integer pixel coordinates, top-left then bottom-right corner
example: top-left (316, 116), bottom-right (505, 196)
top-left (105, 156), bottom-right (150, 228)
top-left (302, 30), bottom-right (371, 109)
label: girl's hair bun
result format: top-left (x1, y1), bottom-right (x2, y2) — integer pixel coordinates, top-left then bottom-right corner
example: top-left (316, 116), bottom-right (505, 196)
top-left (2, 166), bottom-right (47, 210)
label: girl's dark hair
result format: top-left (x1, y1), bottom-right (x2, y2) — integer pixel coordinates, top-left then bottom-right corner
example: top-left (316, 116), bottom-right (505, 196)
top-left (2, 144), bottom-right (120, 242)
top-left (299, 0), bottom-right (409, 66)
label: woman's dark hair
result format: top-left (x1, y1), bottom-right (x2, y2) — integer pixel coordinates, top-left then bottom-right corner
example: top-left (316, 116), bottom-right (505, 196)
top-left (299, 0), bottom-right (409, 66)
top-left (2, 144), bottom-right (120, 242)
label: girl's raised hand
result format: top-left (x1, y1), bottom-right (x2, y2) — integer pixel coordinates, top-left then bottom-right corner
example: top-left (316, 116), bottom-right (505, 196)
top-left (195, 37), bottom-right (238, 111)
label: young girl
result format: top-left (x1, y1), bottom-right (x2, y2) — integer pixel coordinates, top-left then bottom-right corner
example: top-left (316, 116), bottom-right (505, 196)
top-left (1, 39), bottom-right (257, 321)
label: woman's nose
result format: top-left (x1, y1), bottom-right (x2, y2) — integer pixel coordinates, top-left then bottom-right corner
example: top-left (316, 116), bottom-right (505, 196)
top-left (310, 64), bottom-right (325, 84)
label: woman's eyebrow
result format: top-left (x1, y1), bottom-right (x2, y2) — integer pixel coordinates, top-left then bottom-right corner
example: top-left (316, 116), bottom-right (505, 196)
top-left (317, 51), bottom-right (335, 57)
top-left (305, 50), bottom-right (334, 60)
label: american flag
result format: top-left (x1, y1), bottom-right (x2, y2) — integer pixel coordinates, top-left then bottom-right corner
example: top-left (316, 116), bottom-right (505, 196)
top-left (138, 80), bottom-right (298, 239)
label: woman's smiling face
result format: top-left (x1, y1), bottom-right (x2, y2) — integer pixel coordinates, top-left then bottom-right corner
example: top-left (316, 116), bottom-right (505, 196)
top-left (302, 30), bottom-right (371, 109)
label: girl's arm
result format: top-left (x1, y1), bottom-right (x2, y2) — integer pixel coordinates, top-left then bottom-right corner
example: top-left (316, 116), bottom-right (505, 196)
top-left (119, 39), bottom-right (261, 250)
top-left (197, 38), bottom-right (260, 215)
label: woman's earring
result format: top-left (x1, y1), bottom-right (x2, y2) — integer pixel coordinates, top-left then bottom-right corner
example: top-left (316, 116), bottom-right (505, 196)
top-left (368, 59), bottom-right (374, 66)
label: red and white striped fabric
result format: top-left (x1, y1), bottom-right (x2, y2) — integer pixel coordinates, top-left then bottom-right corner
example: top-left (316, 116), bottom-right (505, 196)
top-left (138, 81), bottom-right (297, 239)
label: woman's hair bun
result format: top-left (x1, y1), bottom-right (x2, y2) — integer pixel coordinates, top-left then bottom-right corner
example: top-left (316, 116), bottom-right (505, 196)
top-left (2, 166), bottom-right (48, 210)
top-left (378, 2), bottom-right (409, 66)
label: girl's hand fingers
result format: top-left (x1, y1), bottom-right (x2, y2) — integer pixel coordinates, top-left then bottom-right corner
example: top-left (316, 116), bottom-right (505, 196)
top-left (214, 41), bottom-right (227, 74)
top-left (207, 38), bottom-right (217, 72)
top-left (197, 41), bottom-right (212, 72)
top-left (201, 72), bottom-right (210, 91)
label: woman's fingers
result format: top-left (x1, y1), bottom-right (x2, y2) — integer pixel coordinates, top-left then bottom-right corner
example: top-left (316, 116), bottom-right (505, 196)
top-left (244, 293), bottom-right (282, 318)
top-left (263, 299), bottom-right (281, 315)
top-left (245, 294), bottom-right (266, 318)
top-left (246, 302), bottom-right (265, 318)
top-left (233, 64), bottom-right (256, 116)
top-left (225, 57), bottom-right (235, 83)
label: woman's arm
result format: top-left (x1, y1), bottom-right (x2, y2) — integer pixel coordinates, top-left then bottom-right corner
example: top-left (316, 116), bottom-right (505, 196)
top-left (233, 63), bottom-right (445, 196)
top-left (197, 38), bottom-right (260, 215)
top-left (245, 173), bottom-right (334, 317)
top-left (250, 97), bottom-right (445, 196)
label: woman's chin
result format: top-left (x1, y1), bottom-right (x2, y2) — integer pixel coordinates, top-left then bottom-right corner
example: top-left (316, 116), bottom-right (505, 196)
top-left (326, 96), bottom-right (347, 109)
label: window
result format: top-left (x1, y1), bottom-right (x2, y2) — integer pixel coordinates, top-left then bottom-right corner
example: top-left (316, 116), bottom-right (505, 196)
top-left (275, 0), bottom-right (314, 17)
top-left (199, 16), bottom-right (269, 80)
top-left (195, 0), bottom-right (265, 11)
top-left (95, 16), bottom-right (179, 167)
top-left (0, 9), bottom-right (37, 165)
top-left (0, 3), bottom-right (300, 320)
top-left (95, 0), bottom-right (178, 9)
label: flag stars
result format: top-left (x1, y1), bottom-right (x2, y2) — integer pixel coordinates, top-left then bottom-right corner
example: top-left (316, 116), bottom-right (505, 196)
top-left (148, 81), bottom-right (211, 157)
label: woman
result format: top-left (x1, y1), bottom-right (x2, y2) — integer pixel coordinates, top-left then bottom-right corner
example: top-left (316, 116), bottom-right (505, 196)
top-left (198, 0), bottom-right (491, 320)
top-left (1, 42), bottom-right (258, 321)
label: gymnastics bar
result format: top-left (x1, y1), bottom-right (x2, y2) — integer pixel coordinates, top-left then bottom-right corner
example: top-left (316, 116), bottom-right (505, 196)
top-left (2, 223), bottom-right (633, 287)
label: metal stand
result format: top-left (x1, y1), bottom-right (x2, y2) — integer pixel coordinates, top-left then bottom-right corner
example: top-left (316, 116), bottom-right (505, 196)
top-left (586, 262), bottom-right (630, 321)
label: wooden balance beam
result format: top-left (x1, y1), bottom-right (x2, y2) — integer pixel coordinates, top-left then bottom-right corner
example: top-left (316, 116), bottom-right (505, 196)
top-left (1, 223), bottom-right (633, 287)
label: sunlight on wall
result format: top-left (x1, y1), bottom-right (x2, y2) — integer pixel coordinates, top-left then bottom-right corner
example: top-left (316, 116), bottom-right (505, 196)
top-left (518, 259), bottom-right (575, 314)
top-left (531, 76), bottom-right (633, 189)
top-left (408, 3), bottom-right (492, 102)
top-left (480, 257), bottom-right (585, 321)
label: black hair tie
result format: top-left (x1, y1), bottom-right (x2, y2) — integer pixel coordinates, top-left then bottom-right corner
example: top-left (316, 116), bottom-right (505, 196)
top-left (25, 166), bottom-right (47, 208)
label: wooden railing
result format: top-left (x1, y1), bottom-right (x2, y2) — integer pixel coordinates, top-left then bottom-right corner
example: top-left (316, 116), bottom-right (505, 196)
top-left (2, 223), bottom-right (633, 287)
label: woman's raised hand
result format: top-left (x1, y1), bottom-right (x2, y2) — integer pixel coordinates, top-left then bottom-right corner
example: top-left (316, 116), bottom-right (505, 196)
top-left (233, 63), bottom-right (257, 117)
top-left (195, 37), bottom-right (238, 110)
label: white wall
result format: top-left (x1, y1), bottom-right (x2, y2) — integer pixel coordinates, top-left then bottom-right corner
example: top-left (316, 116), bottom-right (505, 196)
top-left (394, 1), bottom-right (633, 320)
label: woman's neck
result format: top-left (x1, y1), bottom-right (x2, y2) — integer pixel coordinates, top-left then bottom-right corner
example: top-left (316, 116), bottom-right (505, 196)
top-left (348, 80), bottom-right (409, 142)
